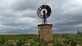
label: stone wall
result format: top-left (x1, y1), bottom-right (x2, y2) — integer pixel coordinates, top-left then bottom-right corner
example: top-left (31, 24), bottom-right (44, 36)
top-left (38, 24), bottom-right (53, 41)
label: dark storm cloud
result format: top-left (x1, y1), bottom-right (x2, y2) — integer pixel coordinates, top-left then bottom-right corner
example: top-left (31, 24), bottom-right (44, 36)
top-left (52, 11), bottom-right (82, 33)
top-left (5, 28), bottom-right (37, 34)
top-left (0, 0), bottom-right (82, 34)
top-left (12, 0), bottom-right (39, 11)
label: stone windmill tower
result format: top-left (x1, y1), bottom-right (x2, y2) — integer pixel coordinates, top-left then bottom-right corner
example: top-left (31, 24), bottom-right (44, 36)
top-left (37, 5), bottom-right (53, 41)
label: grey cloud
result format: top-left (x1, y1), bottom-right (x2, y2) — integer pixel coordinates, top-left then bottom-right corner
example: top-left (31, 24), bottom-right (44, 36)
top-left (0, 0), bottom-right (82, 34)
top-left (12, 0), bottom-right (39, 11)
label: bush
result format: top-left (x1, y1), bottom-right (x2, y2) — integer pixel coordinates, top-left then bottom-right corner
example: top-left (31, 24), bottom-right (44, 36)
top-left (30, 40), bottom-right (48, 46)
top-left (4, 42), bottom-right (14, 46)
top-left (21, 43), bottom-right (28, 46)
top-left (0, 37), bottom-right (5, 44)
top-left (16, 39), bottom-right (25, 46)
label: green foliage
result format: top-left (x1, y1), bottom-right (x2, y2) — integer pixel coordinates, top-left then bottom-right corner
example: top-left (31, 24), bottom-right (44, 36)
top-left (63, 40), bottom-right (77, 46)
top-left (0, 34), bottom-right (81, 46)
top-left (0, 37), bottom-right (5, 44)
top-left (39, 41), bottom-right (48, 46)
top-left (4, 42), bottom-right (14, 46)
top-left (0, 44), bottom-right (3, 46)
top-left (15, 39), bottom-right (25, 46)
top-left (21, 43), bottom-right (28, 46)
top-left (30, 40), bottom-right (48, 46)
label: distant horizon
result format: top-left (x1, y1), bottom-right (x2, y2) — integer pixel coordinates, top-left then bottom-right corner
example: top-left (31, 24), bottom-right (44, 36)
top-left (0, 32), bottom-right (77, 35)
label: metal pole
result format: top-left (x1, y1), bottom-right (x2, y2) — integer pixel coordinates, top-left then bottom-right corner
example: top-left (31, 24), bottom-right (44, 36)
top-left (43, 10), bottom-right (46, 24)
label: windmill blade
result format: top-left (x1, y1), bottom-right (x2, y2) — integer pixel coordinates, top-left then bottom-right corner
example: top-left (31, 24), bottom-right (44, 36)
top-left (37, 5), bottom-right (51, 24)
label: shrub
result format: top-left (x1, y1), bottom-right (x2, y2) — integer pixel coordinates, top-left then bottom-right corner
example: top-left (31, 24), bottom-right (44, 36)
top-left (4, 42), bottom-right (14, 46)
top-left (0, 37), bottom-right (5, 44)
top-left (15, 39), bottom-right (25, 46)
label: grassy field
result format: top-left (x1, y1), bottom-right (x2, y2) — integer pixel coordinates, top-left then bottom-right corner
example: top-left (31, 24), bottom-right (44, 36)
top-left (0, 34), bottom-right (38, 40)
top-left (0, 34), bottom-right (82, 46)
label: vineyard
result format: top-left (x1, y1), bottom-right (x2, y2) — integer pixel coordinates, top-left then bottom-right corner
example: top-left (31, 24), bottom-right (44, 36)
top-left (0, 34), bottom-right (82, 46)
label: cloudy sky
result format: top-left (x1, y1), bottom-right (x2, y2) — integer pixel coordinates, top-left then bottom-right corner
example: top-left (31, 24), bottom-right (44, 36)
top-left (0, 0), bottom-right (82, 34)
